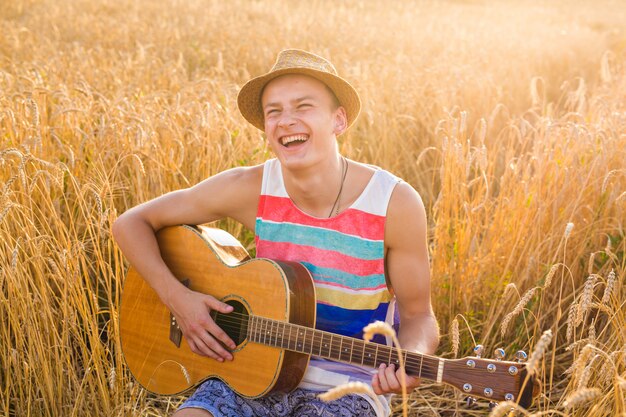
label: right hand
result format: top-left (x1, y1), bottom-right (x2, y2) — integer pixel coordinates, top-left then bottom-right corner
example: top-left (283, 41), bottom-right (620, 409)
top-left (167, 287), bottom-right (236, 361)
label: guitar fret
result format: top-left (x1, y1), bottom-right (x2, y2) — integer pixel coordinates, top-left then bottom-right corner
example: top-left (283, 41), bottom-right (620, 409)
top-left (374, 344), bottom-right (380, 367)
top-left (312, 329), bottom-right (320, 356)
top-left (363, 342), bottom-right (375, 367)
top-left (268, 320), bottom-right (273, 346)
top-left (262, 318), bottom-right (267, 345)
top-left (309, 329), bottom-right (315, 354)
top-left (390, 348), bottom-right (398, 366)
top-left (418, 353), bottom-right (424, 378)
top-left (287, 322), bottom-right (292, 350)
top-left (350, 339), bottom-right (354, 363)
top-left (272, 320), bottom-right (277, 346)
top-left (323, 333), bottom-right (330, 358)
top-left (317, 331), bottom-right (323, 356)
top-left (303, 328), bottom-right (309, 353)
top-left (352, 339), bottom-right (364, 366)
top-left (296, 327), bottom-right (304, 352)
top-left (254, 316), bottom-right (258, 343)
top-left (277, 321), bottom-right (284, 348)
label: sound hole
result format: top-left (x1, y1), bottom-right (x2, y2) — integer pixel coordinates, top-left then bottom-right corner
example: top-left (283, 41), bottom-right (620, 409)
top-left (212, 299), bottom-right (249, 347)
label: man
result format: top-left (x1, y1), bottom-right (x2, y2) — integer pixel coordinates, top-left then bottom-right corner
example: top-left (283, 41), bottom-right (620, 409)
top-left (113, 49), bottom-right (439, 417)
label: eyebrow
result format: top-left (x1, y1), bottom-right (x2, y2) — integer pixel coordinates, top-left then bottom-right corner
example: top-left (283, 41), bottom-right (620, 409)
top-left (263, 95), bottom-right (316, 109)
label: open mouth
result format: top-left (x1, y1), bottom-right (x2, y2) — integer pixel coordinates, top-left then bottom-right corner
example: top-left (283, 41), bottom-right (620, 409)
top-left (280, 134), bottom-right (309, 147)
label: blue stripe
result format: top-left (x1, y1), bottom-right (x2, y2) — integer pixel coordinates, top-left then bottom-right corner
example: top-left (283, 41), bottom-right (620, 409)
top-left (301, 262), bottom-right (386, 289)
top-left (316, 303), bottom-right (389, 340)
top-left (255, 220), bottom-right (382, 260)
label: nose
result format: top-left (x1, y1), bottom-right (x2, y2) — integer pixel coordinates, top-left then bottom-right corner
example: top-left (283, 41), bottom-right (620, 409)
top-left (277, 110), bottom-right (297, 128)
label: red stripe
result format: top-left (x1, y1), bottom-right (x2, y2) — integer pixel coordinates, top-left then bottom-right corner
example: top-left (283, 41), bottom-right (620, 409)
top-left (256, 240), bottom-right (384, 276)
top-left (257, 195), bottom-right (385, 240)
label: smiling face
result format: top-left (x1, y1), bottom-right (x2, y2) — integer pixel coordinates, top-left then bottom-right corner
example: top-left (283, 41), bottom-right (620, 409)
top-left (261, 74), bottom-right (347, 170)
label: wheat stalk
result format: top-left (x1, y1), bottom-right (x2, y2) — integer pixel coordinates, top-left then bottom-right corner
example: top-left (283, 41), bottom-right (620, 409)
top-left (601, 269), bottom-right (616, 304)
top-left (450, 318), bottom-right (459, 358)
top-left (576, 275), bottom-right (596, 326)
top-left (363, 321), bottom-right (408, 417)
top-left (527, 329), bottom-right (552, 375)
top-left (501, 287), bottom-right (537, 337)
top-left (563, 388), bottom-right (601, 409)
top-left (318, 381), bottom-right (384, 416)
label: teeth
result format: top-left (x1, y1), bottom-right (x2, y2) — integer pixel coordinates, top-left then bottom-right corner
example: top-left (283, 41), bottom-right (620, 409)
top-left (281, 134), bottom-right (308, 145)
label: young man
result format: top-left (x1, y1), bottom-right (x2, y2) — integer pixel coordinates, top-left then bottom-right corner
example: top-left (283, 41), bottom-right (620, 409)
top-left (113, 49), bottom-right (439, 417)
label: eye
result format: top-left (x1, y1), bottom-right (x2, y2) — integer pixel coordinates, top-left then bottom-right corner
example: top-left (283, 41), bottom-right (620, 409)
top-left (265, 109), bottom-right (280, 116)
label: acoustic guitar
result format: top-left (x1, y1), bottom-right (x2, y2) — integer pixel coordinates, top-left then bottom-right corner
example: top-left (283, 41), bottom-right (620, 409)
top-left (119, 225), bottom-right (537, 407)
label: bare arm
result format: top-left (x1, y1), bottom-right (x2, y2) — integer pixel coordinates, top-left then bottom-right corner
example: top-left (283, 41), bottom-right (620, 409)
top-left (112, 165), bottom-right (262, 361)
top-left (373, 181), bottom-right (440, 394)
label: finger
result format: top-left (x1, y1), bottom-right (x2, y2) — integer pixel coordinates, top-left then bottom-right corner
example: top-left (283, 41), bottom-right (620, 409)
top-left (197, 329), bottom-right (233, 361)
top-left (403, 373), bottom-right (421, 389)
top-left (205, 320), bottom-right (237, 350)
top-left (186, 326), bottom-right (223, 360)
top-left (394, 367), bottom-right (421, 391)
top-left (372, 374), bottom-right (383, 395)
top-left (185, 320), bottom-right (232, 360)
top-left (394, 367), bottom-right (411, 392)
top-left (384, 364), bottom-right (401, 392)
top-left (205, 297), bottom-right (234, 314)
top-left (203, 299), bottom-right (237, 349)
top-left (377, 363), bottom-right (391, 393)
top-left (187, 338), bottom-right (202, 356)
top-left (187, 337), bottom-right (220, 361)
top-left (195, 338), bottom-right (224, 361)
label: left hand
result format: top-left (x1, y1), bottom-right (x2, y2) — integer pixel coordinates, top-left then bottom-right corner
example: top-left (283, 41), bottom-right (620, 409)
top-left (372, 363), bottom-right (421, 395)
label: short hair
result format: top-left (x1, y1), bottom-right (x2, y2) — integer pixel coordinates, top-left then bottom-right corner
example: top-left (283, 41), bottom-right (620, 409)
top-left (324, 84), bottom-right (341, 110)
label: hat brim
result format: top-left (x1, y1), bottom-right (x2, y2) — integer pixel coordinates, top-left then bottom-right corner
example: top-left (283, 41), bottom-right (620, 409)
top-left (237, 67), bottom-right (361, 132)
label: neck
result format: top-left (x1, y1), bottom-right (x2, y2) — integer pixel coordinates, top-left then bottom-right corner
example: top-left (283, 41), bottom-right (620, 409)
top-left (282, 153), bottom-right (346, 216)
top-left (247, 315), bottom-right (441, 381)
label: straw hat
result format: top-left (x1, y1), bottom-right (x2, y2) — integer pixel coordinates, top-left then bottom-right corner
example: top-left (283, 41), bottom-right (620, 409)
top-left (237, 49), bottom-right (361, 131)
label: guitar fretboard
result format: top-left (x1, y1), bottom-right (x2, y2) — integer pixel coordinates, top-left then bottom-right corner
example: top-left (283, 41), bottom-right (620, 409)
top-left (246, 315), bottom-right (440, 381)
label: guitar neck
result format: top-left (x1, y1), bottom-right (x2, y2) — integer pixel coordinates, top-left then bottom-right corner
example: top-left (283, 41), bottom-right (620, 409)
top-left (247, 315), bottom-right (442, 382)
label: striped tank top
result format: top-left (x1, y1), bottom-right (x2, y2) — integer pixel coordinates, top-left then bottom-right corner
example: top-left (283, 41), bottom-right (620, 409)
top-left (255, 157), bottom-right (401, 349)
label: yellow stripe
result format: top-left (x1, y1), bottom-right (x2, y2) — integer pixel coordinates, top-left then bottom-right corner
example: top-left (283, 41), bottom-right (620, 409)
top-left (316, 286), bottom-right (392, 310)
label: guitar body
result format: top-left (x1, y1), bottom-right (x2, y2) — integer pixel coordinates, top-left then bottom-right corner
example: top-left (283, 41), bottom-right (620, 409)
top-left (119, 225), bottom-right (316, 397)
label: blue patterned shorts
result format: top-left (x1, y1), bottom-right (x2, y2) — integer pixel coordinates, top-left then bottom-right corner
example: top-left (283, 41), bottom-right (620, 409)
top-left (178, 378), bottom-right (376, 417)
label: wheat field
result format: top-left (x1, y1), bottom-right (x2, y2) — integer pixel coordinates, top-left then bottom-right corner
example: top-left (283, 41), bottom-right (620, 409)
top-left (1, 0), bottom-right (625, 416)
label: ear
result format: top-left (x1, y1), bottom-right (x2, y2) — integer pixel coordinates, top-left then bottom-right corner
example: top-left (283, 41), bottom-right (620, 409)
top-left (333, 106), bottom-right (348, 136)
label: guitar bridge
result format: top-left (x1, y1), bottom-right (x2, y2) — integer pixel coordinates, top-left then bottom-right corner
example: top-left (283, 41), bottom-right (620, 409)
top-left (169, 279), bottom-right (190, 348)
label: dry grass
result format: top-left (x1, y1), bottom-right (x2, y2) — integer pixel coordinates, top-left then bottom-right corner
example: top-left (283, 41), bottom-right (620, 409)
top-left (1, 0), bottom-right (625, 416)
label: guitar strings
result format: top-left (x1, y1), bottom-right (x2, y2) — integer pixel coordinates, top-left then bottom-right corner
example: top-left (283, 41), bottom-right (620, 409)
top-left (177, 314), bottom-right (519, 396)
top-left (176, 311), bottom-right (441, 373)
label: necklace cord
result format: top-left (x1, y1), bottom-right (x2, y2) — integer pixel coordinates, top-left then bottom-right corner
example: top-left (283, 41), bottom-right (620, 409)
top-left (328, 156), bottom-right (348, 217)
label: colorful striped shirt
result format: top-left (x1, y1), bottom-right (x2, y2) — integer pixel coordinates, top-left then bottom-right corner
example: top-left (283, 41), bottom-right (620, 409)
top-left (255, 158), bottom-right (401, 409)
